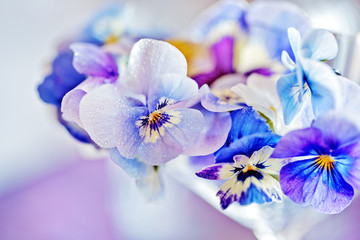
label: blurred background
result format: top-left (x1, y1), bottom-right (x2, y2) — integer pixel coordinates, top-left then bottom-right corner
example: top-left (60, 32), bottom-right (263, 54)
top-left (1, 0), bottom-right (360, 239)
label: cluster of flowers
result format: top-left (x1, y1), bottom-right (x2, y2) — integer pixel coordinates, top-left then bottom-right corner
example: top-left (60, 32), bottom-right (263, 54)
top-left (38, 0), bottom-right (360, 214)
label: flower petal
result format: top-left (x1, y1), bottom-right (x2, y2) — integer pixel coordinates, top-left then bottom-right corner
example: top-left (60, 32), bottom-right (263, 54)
top-left (136, 108), bottom-right (205, 165)
top-left (183, 108), bottom-right (231, 156)
top-left (287, 27), bottom-right (302, 59)
top-left (109, 148), bottom-right (152, 178)
top-left (212, 36), bottom-right (235, 75)
top-left (312, 113), bottom-right (360, 150)
top-left (196, 163), bottom-right (236, 180)
top-left (71, 43), bottom-right (118, 79)
top-left (147, 73), bottom-right (198, 112)
top-left (280, 159), bottom-right (354, 214)
top-left (217, 172), bottom-right (282, 209)
top-left (216, 176), bottom-right (239, 209)
top-left (79, 83), bottom-right (147, 151)
top-left (277, 72), bottom-right (308, 125)
top-left (38, 50), bottom-right (86, 107)
top-left (61, 89), bottom-right (86, 126)
top-left (61, 77), bottom-right (116, 127)
top-left (300, 57), bottom-right (339, 118)
top-left (281, 50), bottom-right (295, 71)
top-left (216, 132), bottom-right (281, 163)
top-left (227, 107), bottom-right (271, 143)
top-left (250, 146), bottom-right (282, 174)
top-left (238, 174), bottom-right (282, 205)
top-left (232, 74), bottom-right (280, 129)
top-left (201, 91), bottom-right (244, 112)
top-left (302, 29), bottom-right (338, 61)
top-left (271, 127), bottom-right (327, 158)
top-left (123, 39), bottom-right (187, 96)
top-left (57, 110), bottom-right (93, 144)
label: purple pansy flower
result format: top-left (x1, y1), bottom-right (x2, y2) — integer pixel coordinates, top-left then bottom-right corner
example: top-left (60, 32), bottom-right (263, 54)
top-left (272, 113), bottom-right (360, 214)
top-left (78, 39), bottom-right (211, 165)
top-left (197, 146), bottom-right (282, 209)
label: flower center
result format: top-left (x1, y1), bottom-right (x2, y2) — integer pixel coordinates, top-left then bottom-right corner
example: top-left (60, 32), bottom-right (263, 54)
top-left (136, 109), bottom-right (181, 143)
top-left (315, 155), bottom-right (335, 170)
top-left (212, 88), bottom-right (243, 104)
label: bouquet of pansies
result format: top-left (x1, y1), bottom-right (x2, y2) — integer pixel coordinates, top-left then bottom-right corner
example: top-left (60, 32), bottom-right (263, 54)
top-left (38, 0), bottom-right (360, 215)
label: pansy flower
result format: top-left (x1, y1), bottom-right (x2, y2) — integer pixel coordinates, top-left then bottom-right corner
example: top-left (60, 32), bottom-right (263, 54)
top-left (197, 146), bottom-right (282, 209)
top-left (278, 27), bottom-right (340, 124)
top-left (78, 39), bottom-right (211, 165)
top-left (272, 113), bottom-right (360, 213)
top-left (196, 107), bottom-right (282, 208)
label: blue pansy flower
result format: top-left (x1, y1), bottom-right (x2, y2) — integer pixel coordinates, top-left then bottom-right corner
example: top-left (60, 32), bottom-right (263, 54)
top-left (277, 27), bottom-right (340, 125)
top-left (272, 113), bottom-right (360, 213)
top-left (197, 146), bottom-right (282, 209)
top-left (38, 50), bottom-right (93, 143)
top-left (196, 107), bottom-right (282, 209)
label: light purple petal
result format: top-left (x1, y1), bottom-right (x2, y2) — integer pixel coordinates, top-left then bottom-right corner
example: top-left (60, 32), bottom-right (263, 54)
top-left (183, 109), bottom-right (231, 156)
top-left (147, 73), bottom-right (198, 111)
top-left (136, 108), bottom-right (205, 165)
top-left (280, 159), bottom-right (354, 214)
top-left (75, 76), bottom-right (109, 92)
top-left (61, 77), bottom-right (107, 126)
top-left (71, 43), bottom-right (118, 79)
top-left (61, 89), bottom-right (86, 126)
top-left (172, 84), bottom-right (210, 109)
top-left (79, 84), bottom-right (147, 151)
top-left (122, 39), bottom-right (187, 96)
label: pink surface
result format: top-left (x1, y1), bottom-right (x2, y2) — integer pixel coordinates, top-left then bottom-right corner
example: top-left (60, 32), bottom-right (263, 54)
top-left (0, 158), bottom-right (117, 240)
top-left (0, 157), bottom-right (256, 240)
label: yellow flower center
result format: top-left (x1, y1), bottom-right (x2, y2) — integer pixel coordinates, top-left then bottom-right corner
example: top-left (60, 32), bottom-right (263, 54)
top-left (315, 155), bottom-right (335, 170)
